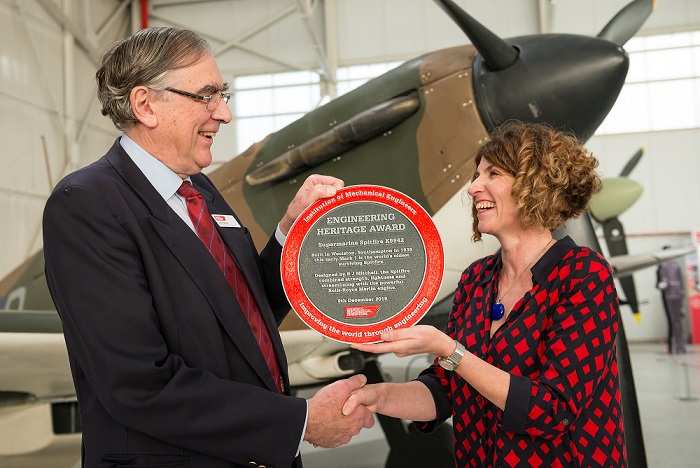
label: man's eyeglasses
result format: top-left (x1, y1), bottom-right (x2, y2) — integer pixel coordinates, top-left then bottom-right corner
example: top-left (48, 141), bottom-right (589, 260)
top-left (165, 87), bottom-right (231, 111)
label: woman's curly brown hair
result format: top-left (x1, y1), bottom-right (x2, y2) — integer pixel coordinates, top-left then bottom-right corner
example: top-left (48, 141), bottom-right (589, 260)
top-left (471, 120), bottom-right (601, 242)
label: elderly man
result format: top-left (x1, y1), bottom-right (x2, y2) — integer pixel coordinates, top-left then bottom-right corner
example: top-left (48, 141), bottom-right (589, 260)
top-left (43, 27), bottom-right (373, 468)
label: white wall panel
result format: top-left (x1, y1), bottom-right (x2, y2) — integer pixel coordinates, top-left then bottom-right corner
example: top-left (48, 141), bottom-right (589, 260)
top-left (550, 0), bottom-right (637, 36)
top-left (0, 0), bottom-right (122, 281)
top-left (333, 0), bottom-right (700, 67)
top-left (4, 196), bottom-right (45, 258)
top-left (588, 129), bottom-right (700, 235)
top-left (0, 106), bottom-right (66, 279)
top-left (643, 0), bottom-right (700, 32)
top-left (2, 108), bottom-right (61, 195)
top-left (78, 126), bottom-right (122, 166)
top-left (335, 0), bottom-right (540, 64)
top-left (645, 131), bottom-right (700, 233)
top-left (550, 0), bottom-right (700, 36)
top-left (2, 0), bottom-right (56, 27)
top-left (0, 3), bottom-right (62, 280)
top-left (0, 4), bottom-right (63, 113)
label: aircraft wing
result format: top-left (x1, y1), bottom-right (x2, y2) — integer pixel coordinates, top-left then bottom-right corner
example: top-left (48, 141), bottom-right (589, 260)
top-left (282, 329), bottom-right (364, 386)
top-left (608, 247), bottom-right (695, 278)
top-left (0, 311), bottom-right (73, 402)
top-left (0, 308), bottom-right (366, 397)
top-left (0, 311), bottom-right (79, 457)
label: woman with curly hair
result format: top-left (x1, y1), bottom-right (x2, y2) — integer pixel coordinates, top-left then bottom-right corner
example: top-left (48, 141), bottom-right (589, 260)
top-left (343, 120), bottom-right (627, 467)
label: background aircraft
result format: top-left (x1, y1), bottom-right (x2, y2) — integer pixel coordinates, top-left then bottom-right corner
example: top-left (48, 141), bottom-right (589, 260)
top-left (0, 0), bottom-right (689, 466)
top-left (589, 147), bottom-right (646, 319)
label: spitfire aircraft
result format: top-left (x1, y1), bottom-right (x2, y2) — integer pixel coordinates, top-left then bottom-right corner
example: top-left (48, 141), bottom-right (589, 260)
top-left (0, 0), bottom-right (690, 466)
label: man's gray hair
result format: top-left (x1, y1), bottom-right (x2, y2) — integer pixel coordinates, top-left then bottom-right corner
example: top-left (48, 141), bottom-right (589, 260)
top-left (96, 27), bottom-right (212, 130)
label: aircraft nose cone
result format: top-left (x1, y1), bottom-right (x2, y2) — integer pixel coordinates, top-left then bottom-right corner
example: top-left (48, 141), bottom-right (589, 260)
top-left (474, 34), bottom-right (629, 142)
top-left (589, 178), bottom-right (644, 222)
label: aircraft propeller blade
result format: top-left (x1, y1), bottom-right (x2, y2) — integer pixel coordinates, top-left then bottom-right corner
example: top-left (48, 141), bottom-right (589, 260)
top-left (619, 146), bottom-right (646, 177)
top-left (432, 0), bottom-right (518, 70)
top-left (597, 0), bottom-right (657, 46)
top-left (602, 217), bottom-right (641, 317)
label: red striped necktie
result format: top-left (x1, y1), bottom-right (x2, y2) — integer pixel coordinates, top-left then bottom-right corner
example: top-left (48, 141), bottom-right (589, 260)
top-left (177, 181), bottom-right (283, 393)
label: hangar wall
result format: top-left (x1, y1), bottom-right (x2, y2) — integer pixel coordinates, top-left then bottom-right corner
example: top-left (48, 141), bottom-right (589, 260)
top-left (0, 0), bottom-right (699, 342)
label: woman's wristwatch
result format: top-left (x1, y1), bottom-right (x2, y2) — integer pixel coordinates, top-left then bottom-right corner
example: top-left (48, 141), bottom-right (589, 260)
top-left (438, 340), bottom-right (466, 371)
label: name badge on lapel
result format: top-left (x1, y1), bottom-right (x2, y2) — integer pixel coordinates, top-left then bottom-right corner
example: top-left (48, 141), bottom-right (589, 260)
top-left (212, 214), bottom-right (240, 228)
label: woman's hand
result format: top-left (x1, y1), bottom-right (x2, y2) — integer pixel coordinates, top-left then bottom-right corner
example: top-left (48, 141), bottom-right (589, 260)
top-left (351, 325), bottom-right (455, 358)
top-left (342, 382), bottom-right (384, 416)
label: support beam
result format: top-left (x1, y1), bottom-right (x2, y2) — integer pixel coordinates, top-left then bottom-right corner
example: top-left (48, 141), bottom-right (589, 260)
top-left (296, 0), bottom-right (331, 80)
top-left (35, 0), bottom-right (101, 65)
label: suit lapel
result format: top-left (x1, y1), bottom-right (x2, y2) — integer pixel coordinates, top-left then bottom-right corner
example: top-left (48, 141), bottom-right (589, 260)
top-left (195, 180), bottom-right (289, 384)
top-left (105, 141), bottom-right (281, 392)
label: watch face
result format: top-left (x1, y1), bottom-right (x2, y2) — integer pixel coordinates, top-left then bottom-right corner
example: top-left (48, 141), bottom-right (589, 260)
top-left (438, 358), bottom-right (455, 371)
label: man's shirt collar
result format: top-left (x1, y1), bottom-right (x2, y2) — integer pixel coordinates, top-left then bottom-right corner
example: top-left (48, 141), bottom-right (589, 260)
top-left (119, 134), bottom-right (187, 200)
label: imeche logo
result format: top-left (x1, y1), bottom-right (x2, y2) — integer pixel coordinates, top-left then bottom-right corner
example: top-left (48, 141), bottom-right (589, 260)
top-left (344, 305), bottom-right (379, 318)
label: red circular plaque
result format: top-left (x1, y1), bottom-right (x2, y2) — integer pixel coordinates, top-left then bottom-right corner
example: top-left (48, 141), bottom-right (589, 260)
top-left (282, 185), bottom-right (444, 343)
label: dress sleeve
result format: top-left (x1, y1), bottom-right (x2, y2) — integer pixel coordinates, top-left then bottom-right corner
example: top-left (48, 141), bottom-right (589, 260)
top-left (414, 267), bottom-right (475, 433)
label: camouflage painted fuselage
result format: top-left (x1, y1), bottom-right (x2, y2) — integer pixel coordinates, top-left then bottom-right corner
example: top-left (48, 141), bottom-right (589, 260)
top-left (208, 45), bottom-right (487, 250)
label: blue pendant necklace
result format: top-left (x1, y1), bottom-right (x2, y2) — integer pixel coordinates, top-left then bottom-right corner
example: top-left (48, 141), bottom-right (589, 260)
top-left (491, 239), bottom-right (554, 320)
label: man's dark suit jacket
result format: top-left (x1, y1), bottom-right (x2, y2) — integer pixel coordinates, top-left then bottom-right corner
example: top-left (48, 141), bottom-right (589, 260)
top-left (43, 139), bottom-right (307, 468)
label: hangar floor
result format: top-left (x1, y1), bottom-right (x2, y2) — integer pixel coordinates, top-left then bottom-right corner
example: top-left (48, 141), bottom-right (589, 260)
top-left (0, 342), bottom-right (698, 468)
top-left (622, 342), bottom-right (700, 468)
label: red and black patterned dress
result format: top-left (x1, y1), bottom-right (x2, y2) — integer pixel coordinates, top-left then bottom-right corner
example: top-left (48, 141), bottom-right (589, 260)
top-left (416, 236), bottom-right (627, 467)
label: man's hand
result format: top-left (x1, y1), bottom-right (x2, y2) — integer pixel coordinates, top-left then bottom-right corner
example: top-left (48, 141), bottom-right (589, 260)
top-left (279, 174), bottom-right (344, 235)
top-left (343, 380), bottom-right (439, 423)
top-left (342, 383), bottom-right (383, 416)
top-left (304, 374), bottom-right (375, 448)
